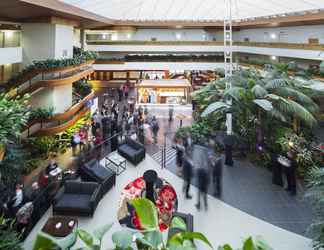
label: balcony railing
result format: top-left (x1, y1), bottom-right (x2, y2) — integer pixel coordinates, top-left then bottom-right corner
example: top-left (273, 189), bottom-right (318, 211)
top-left (87, 40), bottom-right (223, 46)
top-left (87, 40), bottom-right (324, 51)
top-left (235, 41), bottom-right (324, 51)
top-left (24, 91), bottom-right (95, 137)
top-left (7, 62), bottom-right (94, 97)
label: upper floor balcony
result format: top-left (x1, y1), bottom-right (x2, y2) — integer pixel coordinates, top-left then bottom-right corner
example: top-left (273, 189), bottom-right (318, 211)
top-left (87, 40), bottom-right (324, 61)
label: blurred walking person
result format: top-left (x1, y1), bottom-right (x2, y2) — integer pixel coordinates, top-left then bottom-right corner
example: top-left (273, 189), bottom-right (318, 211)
top-left (208, 140), bottom-right (223, 197)
top-left (168, 105), bottom-right (174, 122)
top-left (151, 116), bottom-right (159, 144)
top-left (196, 168), bottom-right (209, 210)
top-left (182, 153), bottom-right (193, 199)
top-left (175, 139), bottom-right (185, 176)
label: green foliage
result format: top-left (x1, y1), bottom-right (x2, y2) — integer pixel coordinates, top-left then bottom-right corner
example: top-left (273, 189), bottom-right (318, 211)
top-left (170, 217), bottom-right (187, 231)
top-left (305, 167), bottom-right (324, 250)
top-left (74, 79), bottom-right (93, 97)
top-left (190, 66), bottom-right (320, 174)
top-left (0, 142), bottom-right (31, 184)
top-left (0, 93), bottom-right (30, 145)
top-left (320, 61), bottom-right (324, 75)
top-left (28, 114), bottom-right (91, 159)
top-left (28, 136), bottom-right (57, 159)
top-left (29, 107), bottom-right (55, 121)
top-left (176, 119), bottom-right (212, 145)
top-left (130, 198), bottom-right (159, 231)
top-left (7, 50), bottom-right (97, 86)
top-left (112, 230), bottom-right (133, 249)
top-left (0, 215), bottom-right (22, 250)
top-left (277, 132), bottom-right (316, 176)
top-left (218, 237), bottom-right (273, 250)
top-left (33, 198), bottom-right (274, 250)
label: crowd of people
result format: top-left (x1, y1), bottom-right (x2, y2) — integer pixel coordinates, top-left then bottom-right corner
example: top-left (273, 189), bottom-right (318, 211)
top-left (70, 84), bottom-right (162, 158)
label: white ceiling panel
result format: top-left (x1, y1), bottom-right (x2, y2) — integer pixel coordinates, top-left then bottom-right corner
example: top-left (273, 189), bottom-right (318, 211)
top-left (60, 0), bottom-right (324, 21)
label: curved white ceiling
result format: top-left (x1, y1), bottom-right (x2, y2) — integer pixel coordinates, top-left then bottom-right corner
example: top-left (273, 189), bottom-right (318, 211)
top-left (61, 0), bottom-right (324, 21)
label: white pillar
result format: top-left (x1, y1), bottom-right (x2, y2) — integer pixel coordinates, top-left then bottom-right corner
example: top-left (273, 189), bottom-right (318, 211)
top-left (21, 23), bottom-right (74, 113)
top-left (224, 0), bottom-right (233, 135)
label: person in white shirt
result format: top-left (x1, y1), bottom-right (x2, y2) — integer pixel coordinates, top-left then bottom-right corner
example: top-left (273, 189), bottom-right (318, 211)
top-left (10, 182), bottom-right (24, 215)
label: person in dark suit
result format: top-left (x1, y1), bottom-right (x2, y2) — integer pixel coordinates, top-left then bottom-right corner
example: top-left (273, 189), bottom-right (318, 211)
top-left (284, 151), bottom-right (297, 196)
top-left (211, 157), bottom-right (223, 197)
top-left (271, 152), bottom-right (283, 187)
top-left (196, 168), bottom-right (209, 210)
top-left (182, 154), bottom-right (193, 199)
top-left (208, 140), bottom-right (223, 196)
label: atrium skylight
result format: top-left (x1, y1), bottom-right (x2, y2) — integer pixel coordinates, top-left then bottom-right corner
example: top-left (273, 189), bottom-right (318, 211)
top-left (61, 0), bottom-right (324, 21)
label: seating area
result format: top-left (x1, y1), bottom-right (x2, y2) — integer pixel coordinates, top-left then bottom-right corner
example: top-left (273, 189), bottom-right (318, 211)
top-left (80, 158), bottom-right (116, 199)
top-left (118, 138), bottom-right (146, 165)
top-left (53, 181), bottom-right (101, 217)
top-left (2, 1), bottom-right (324, 250)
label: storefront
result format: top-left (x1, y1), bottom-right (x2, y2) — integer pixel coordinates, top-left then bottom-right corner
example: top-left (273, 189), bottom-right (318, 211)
top-left (136, 79), bottom-right (192, 105)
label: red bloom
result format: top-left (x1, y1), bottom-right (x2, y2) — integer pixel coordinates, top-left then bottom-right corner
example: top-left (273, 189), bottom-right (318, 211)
top-left (159, 222), bottom-right (168, 232)
top-left (160, 185), bottom-right (176, 202)
top-left (133, 177), bottom-right (145, 189)
top-left (156, 199), bottom-right (163, 207)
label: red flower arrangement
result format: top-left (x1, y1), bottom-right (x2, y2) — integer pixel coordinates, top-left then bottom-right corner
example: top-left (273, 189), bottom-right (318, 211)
top-left (120, 178), bottom-right (178, 232)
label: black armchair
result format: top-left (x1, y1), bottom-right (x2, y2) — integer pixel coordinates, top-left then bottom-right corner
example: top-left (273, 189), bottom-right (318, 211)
top-left (53, 181), bottom-right (101, 217)
top-left (80, 159), bottom-right (116, 199)
top-left (118, 138), bottom-right (145, 165)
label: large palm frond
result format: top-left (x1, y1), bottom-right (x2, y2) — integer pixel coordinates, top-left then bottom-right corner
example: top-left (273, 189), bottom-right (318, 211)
top-left (251, 84), bottom-right (268, 98)
top-left (265, 78), bottom-right (288, 90)
top-left (275, 98), bottom-right (317, 127)
top-left (253, 99), bottom-right (273, 111)
top-left (274, 87), bottom-right (319, 113)
top-left (201, 101), bottom-right (230, 118)
top-left (268, 108), bottom-right (287, 123)
top-left (223, 87), bottom-right (245, 102)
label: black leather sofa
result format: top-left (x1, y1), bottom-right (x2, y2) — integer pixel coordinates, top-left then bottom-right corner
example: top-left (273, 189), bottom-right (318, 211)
top-left (168, 212), bottom-right (194, 239)
top-left (53, 181), bottom-right (101, 217)
top-left (80, 159), bottom-right (116, 199)
top-left (118, 138), bottom-right (145, 165)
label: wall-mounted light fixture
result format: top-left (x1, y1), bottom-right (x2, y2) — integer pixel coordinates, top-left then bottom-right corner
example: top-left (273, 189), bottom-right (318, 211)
top-left (270, 33), bottom-right (277, 39)
top-left (4, 30), bottom-right (13, 38)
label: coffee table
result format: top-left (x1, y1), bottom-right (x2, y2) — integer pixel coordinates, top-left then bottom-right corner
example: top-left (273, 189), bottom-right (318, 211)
top-left (42, 216), bottom-right (78, 237)
top-left (105, 152), bottom-right (126, 175)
